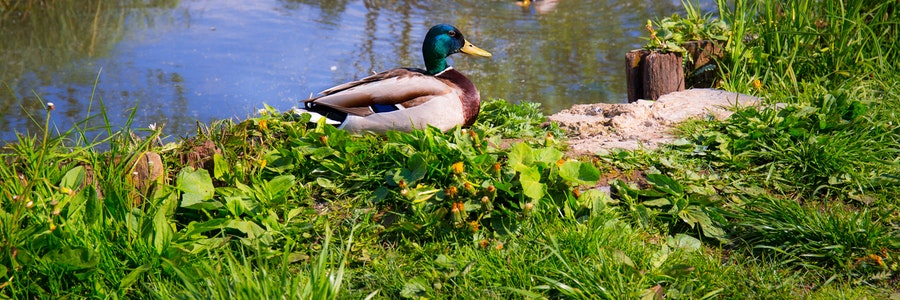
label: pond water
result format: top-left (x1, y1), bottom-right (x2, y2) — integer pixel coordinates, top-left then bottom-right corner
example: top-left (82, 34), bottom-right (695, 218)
top-left (0, 0), bottom-right (714, 142)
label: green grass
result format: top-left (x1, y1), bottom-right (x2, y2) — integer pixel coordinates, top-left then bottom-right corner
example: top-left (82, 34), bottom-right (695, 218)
top-left (2, 0), bottom-right (900, 298)
top-left (351, 213), bottom-right (728, 299)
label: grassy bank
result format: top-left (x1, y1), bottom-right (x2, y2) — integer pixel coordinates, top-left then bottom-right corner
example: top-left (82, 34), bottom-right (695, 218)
top-left (2, 0), bottom-right (899, 298)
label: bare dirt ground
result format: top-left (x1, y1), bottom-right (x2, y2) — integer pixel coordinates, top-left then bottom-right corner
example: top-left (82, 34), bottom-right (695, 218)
top-left (548, 88), bottom-right (759, 156)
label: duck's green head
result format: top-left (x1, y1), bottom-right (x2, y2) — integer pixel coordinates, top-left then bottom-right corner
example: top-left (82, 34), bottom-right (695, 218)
top-left (423, 24), bottom-right (492, 75)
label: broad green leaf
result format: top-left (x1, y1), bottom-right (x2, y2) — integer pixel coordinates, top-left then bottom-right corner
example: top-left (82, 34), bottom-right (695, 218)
top-left (82, 185), bottom-right (101, 226)
top-left (494, 181), bottom-right (515, 197)
top-left (224, 196), bottom-right (247, 217)
top-left (612, 249), bottom-right (635, 269)
top-left (642, 198), bottom-right (671, 207)
top-left (126, 211), bottom-right (141, 239)
top-left (60, 166), bottom-right (85, 189)
top-left (372, 186), bottom-right (389, 203)
top-left (610, 179), bottom-right (636, 194)
top-left (650, 244), bottom-right (670, 269)
top-left (212, 153), bottom-right (228, 179)
top-left (490, 215), bottom-right (522, 236)
top-left (404, 153), bottom-right (427, 182)
top-left (181, 219), bottom-right (268, 244)
top-left (181, 218), bottom-right (229, 236)
top-left (562, 199), bottom-right (576, 219)
top-left (151, 206), bottom-right (173, 255)
top-left (434, 254), bottom-right (454, 269)
top-left (180, 198), bottom-right (222, 210)
top-left (388, 153), bottom-right (428, 186)
top-left (700, 221), bottom-right (726, 239)
top-left (519, 165), bottom-right (541, 182)
top-left (678, 208), bottom-right (702, 228)
top-left (154, 186), bottom-right (180, 217)
top-left (286, 207), bottom-right (303, 222)
top-left (263, 151), bottom-right (295, 173)
top-left (267, 174), bottom-right (296, 196)
top-left (559, 161), bottom-right (600, 185)
top-left (640, 285), bottom-right (665, 300)
top-left (216, 186), bottom-right (246, 198)
top-left (227, 219), bottom-right (267, 240)
top-left (400, 279), bottom-right (430, 298)
top-left (310, 146), bottom-right (338, 160)
top-left (670, 234), bottom-right (701, 252)
top-left (177, 167), bottom-right (218, 210)
top-left (44, 247), bottom-right (98, 271)
top-left (259, 210), bottom-right (283, 231)
top-left (646, 173), bottom-right (684, 196)
top-left (508, 142), bottom-right (533, 171)
top-left (613, 179), bottom-right (668, 198)
top-left (520, 167), bottom-right (545, 201)
top-left (578, 189), bottom-right (617, 213)
top-left (59, 166), bottom-right (86, 218)
top-left (634, 205), bottom-right (653, 228)
top-left (533, 147), bottom-right (563, 166)
top-left (66, 185), bottom-right (88, 222)
top-left (235, 182), bottom-right (255, 196)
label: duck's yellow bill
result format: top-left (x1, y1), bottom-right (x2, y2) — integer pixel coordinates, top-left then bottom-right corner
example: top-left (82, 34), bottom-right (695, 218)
top-left (461, 40), bottom-right (493, 58)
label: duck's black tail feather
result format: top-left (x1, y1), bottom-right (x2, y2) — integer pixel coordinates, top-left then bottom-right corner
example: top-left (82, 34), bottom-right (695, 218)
top-left (292, 103), bottom-right (346, 125)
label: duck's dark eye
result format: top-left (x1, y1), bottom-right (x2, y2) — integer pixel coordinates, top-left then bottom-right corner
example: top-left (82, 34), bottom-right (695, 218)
top-left (448, 30), bottom-right (457, 37)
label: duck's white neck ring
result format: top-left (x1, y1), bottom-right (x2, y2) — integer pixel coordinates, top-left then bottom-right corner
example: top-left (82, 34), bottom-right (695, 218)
top-left (434, 66), bottom-right (454, 76)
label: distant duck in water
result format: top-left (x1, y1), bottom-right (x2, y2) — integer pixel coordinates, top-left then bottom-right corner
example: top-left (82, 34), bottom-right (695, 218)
top-left (516, 0), bottom-right (560, 14)
top-left (294, 24), bottom-right (492, 134)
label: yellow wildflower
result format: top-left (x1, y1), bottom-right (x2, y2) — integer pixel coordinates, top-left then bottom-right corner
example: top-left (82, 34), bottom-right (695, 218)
top-left (451, 162), bottom-right (464, 175)
top-left (468, 221), bottom-right (479, 232)
top-left (752, 79), bottom-right (763, 90)
top-left (258, 119), bottom-right (268, 131)
top-left (446, 186), bottom-right (458, 199)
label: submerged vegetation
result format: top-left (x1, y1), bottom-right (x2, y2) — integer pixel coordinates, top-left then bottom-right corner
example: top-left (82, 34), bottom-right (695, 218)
top-left (2, 0), bottom-right (900, 298)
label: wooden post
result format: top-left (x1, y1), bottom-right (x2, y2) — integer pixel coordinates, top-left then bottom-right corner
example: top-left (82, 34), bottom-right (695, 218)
top-left (625, 50), bottom-right (650, 102)
top-left (626, 50), bottom-right (684, 102)
top-left (642, 51), bottom-right (684, 101)
top-left (683, 40), bottom-right (723, 88)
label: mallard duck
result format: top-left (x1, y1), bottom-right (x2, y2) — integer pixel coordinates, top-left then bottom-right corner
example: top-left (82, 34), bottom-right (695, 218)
top-left (516, 0), bottom-right (560, 14)
top-left (294, 24), bottom-right (492, 134)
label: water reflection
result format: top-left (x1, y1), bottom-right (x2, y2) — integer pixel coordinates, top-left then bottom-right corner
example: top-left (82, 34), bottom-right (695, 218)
top-left (0, 0), bottom-right (707, 142)
top-left (0, 0), bottom-right (182, 141)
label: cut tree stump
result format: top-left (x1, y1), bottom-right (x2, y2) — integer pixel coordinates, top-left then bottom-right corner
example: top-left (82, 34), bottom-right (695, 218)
top-left (643, 51), bottom-right (684, 101)
top-left (683, 40), bottom-right (723, 88)
top-left (626, 49), bottom-right (684, 102)
top-left (625, 49), bottom-right (650, 103)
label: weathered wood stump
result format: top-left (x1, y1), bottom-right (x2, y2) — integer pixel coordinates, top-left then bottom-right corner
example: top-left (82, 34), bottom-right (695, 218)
top-left (127, 151), bottom-right (164, 207)
top-left (683, 40), bottom-right (723, 88)
top-left (626, 49), bottom-right (684, 102)
top-left (625, 49), bottom-right (649, 103)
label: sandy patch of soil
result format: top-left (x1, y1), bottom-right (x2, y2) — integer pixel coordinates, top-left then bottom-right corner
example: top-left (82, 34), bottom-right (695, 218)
top-left (548, 88), bottom-right (759, 156)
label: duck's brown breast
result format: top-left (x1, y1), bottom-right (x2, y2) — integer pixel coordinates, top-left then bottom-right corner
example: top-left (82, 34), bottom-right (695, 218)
top-left (437, 68), bottom-right (481, 127)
